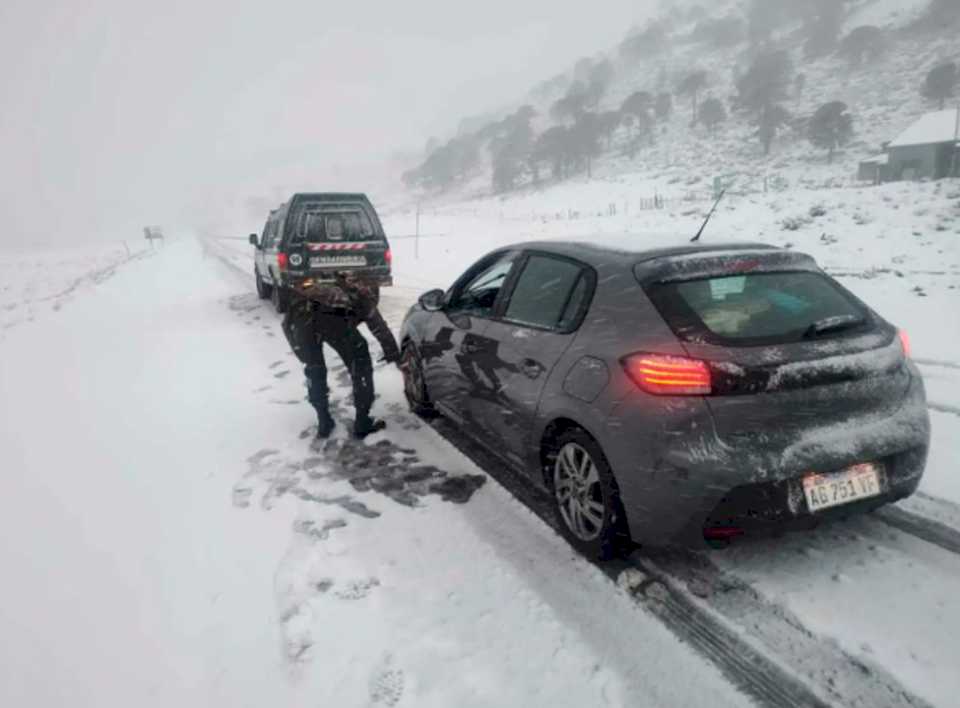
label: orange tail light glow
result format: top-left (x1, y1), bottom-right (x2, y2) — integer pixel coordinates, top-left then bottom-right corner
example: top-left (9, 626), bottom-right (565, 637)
top-left (622, 353), bottom-right (712, 396)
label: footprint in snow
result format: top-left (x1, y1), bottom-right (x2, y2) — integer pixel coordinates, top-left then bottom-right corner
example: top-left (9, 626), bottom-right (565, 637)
top-left (246, 449), bottom-right (280, 465)
top-left (274, 370), bottom-right (290, 379)
top-left (293, 518), bottom-right (347, 541)
top-left (368, 654), bottom-right (405, 706)
top-left (269, 360), bottom-right (285, 369)
top-left (335, 577), bottom-right (380, 600)
top-left (232, 486), bottom-right (252, 508)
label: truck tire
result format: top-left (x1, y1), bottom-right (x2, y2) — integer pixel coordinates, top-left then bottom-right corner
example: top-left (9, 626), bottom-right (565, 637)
top-left (271, 283), bottom-right (288, 313)
top-left (255, 270), bottom-right (272, 300)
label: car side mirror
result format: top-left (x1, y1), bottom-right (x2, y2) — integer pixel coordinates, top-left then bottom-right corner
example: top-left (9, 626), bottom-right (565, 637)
top-left (419, 289), bottom-right (445, 312)
top-left (248, 233), bottom-right (259, 247)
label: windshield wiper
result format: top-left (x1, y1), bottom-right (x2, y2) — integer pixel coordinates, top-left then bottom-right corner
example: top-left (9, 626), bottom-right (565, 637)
top-left (803, 314), bottom-right (865, 339)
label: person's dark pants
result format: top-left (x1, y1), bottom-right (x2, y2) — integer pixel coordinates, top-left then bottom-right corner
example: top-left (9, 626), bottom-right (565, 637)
top-left (304, 313), bottom-right (374, 425)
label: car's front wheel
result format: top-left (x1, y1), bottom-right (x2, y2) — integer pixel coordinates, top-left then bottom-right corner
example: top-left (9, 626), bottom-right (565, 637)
top-left (401, 342), bottom-right (437, 418)
top-left (549, 429), bottom-right (625, 560)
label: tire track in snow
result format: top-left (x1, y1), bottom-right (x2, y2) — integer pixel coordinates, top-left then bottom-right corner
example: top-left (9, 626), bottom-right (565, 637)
top-left (630, 550), bottom-right (933, 708)
top-left (914, 358), bottom-right (960, 371)
top-left (873, 506), bottom-right (960, 556)
top-left (926, 401), bottom-right (960, 417)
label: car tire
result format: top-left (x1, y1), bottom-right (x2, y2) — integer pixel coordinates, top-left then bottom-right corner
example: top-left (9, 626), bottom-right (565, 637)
top-left (401, 342), bottom-right (438, 418)
top-left (255, 270), bottom-right (272, 300)
top-left (547, 428), bottom-right (626, 561)
top-left (271, 283), bottom-right (288, 313)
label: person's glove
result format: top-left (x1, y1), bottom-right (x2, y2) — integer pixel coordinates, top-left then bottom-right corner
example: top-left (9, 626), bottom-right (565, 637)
top-left (379, 352), bottom-right (401, 367)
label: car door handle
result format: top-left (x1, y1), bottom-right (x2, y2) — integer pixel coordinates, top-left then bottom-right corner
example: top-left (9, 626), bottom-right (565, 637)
top-left (520, 358), bottom-right (543, 379)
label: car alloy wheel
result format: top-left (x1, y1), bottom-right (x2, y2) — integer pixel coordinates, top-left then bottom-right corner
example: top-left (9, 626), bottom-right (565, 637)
top-left (553, 442), bottom-right (605, 542)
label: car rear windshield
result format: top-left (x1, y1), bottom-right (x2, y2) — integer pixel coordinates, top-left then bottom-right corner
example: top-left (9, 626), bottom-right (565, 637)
top-left (292, 205), bottom-right (379, 242)
top-left (646, 271), bottom-right (869, 345)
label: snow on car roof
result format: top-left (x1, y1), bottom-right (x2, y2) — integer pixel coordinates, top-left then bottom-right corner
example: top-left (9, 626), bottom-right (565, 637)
top-left (511, 236), bottom-right (779, 266)
top-left (888, 108), bottom-right (960, 148)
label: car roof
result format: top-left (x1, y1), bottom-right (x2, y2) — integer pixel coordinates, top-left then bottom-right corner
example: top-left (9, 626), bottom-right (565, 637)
top-left (509, 238), bottom-right (781, 268)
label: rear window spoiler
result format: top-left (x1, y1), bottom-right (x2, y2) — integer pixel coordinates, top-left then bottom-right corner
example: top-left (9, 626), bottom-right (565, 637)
top-left (634, 249), bottom-right (820, 286)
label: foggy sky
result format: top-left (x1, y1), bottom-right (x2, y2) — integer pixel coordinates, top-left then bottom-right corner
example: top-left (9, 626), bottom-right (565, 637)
top-left (0, 0), bottom-right (653, 245)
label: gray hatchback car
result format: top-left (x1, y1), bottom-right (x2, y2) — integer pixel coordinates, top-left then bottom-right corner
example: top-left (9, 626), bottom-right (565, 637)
top-left (399, 241), bottom-right (930, 558)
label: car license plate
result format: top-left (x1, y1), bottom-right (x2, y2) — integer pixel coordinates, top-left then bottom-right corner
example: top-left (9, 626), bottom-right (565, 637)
top-left (310, 255), bottom-right (366, 268)
top-left (803, 462), bottom-right (882, 513)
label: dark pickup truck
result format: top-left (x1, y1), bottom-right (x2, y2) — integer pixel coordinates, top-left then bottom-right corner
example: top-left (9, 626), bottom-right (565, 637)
top-left (249, 192), bottom-right (392, 312)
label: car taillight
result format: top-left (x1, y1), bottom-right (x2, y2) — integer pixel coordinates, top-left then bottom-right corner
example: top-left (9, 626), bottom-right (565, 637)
top-left (622, 353), bottom-right (712, 396)
top-left (384, 248), bottom-right (392, 266)
top-left (277, 253), bottom-right (288, 271)
top-left (898, 329), bottom-right (911, 358)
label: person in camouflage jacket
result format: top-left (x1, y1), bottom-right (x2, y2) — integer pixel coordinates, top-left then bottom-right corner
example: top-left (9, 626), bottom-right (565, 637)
top-left (282, 273), bottom-right (400, 439)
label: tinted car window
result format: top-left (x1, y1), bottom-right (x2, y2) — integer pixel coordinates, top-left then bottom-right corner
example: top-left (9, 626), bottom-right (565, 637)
top-left (262, 219), bottom-right (278, 248)
top-left (504, 255), bottom-right (585, 330)
top-left (648, 271), bottom-right (867, 344)
top-left (300, 209), bottom-right (375, 241)
top-left (293, 205), bottom-right (377, 243)
top-left (450, 253), bottom-right (518, 317)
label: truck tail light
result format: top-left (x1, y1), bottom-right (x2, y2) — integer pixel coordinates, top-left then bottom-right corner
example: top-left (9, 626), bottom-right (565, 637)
top-left (384, 248), bottom-right (392, 266)
top-left (277, 253), bottom-right (288, 271)
top-left (622, 353), bottom-right (712, 396)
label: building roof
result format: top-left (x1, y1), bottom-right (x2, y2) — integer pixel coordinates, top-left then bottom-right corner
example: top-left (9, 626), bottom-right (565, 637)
top-left (861, 153), bottom-right (889, 165)
top-left (889, 109), bottom-right (960, 148)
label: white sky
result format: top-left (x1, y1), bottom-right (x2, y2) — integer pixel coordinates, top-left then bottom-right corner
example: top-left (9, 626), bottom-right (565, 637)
top-left (0, 0), bottom-right (654, 245)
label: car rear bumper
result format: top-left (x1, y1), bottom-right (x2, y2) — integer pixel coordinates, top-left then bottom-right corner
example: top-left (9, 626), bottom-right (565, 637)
top-left (696, 444), bottom-right (927, 541)
top-left (603, 375), bottom-right (930, 548)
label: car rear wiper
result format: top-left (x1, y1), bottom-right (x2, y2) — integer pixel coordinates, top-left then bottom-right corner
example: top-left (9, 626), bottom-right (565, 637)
top-left (803, 314), bottom-right (865, 339)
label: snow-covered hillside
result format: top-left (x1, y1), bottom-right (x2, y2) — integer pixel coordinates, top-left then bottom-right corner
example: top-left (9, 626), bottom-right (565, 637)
top-left (399, 0), bottom-right (959, 207)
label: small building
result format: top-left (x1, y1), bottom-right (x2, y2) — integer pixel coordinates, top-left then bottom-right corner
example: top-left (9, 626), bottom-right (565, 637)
top-left (884, 108), bottom-right (959, 181)
top-left (857, 152), bottom-right (889, 183)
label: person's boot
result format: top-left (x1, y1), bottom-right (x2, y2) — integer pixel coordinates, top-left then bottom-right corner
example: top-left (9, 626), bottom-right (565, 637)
top-left (315, 412), bottom-right (336, 439)
top-left (353, 415), bottom-right (386, 439)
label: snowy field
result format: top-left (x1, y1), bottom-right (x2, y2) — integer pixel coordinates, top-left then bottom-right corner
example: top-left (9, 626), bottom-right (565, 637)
top-left (0, 242), bottom-right (149, 341)
top-left (2, 180), bottom-right (960, 707)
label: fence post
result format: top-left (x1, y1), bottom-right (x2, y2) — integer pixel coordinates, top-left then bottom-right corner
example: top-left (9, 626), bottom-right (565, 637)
top-left (415, 201), bottom-right (421, 260)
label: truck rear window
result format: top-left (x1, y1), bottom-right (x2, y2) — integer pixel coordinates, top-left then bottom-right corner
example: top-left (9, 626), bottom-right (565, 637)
top-left (294, 206), bottom-right (378, 242)
top-left (646, 271), bottom-right (868, 344)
